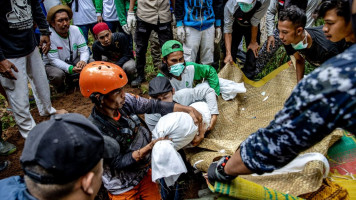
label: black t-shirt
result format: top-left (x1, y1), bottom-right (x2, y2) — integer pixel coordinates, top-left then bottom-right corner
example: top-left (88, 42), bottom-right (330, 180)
top-left (284, 26), bottom-right (346, 66)
top-left (0, 0), bottom-right (49, 60)
top-left (92, 32), bottom-right (133, 67)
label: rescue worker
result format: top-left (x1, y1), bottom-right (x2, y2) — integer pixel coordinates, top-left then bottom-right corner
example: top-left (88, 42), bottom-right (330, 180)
top-left (223, 0), bottom-right (270, 79)
top-left (79, 61), bottom-right (202, 199)
top-left (278, 6), bottom-right (346, 82)
top-left (254, 0), bottom-right (321, 77)
top-left (159, 40), bottom-right (220, 96)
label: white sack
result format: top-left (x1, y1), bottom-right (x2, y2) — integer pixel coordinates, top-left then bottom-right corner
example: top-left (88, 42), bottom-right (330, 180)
top-left (151, 112), bottom-right (198, 186)
top-left (252, 153), bottom-right (330, 178)
top-left (151, 102), bottom-right (211, 186)
top-left (190, 102), bottom-right (211, 130)
top-left (219, 78), bottom-right (246, 100)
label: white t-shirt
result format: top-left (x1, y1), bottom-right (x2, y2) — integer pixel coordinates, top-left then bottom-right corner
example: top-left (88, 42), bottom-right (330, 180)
top-left (71, 0), bottom-right (97, 25)
top-left (46, 26), bottom-right (90, 72)
top-left (103, 0), bottom-right (119, 22)
top-left (169, 65), bottom-right (195, 91)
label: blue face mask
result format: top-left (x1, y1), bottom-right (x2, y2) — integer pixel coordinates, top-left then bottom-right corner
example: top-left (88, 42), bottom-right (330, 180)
top-left (169, 62), bottom-right (185, 77)
top-left (238, 1), bottom-right (256, 13)
top-left (291, 31), bottom-right (308, 50)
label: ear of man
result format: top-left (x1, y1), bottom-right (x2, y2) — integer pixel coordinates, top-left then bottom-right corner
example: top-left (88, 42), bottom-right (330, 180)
top-left (296, 27), bottom-right (304, 35)
top-left (80, 172), bottom-right (95, 195)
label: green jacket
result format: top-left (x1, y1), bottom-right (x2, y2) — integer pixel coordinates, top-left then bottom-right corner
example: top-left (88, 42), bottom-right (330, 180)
top-left (158, 62), bottom-right (220, 95)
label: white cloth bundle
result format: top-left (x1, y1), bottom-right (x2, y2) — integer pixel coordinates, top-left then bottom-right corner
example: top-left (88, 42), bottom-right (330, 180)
top-left (151, 102), bottom-right (211, 186)
top-left (252, 153), bottom-right (330, 178)
top-left (219, 78), bottom-right (246, 100)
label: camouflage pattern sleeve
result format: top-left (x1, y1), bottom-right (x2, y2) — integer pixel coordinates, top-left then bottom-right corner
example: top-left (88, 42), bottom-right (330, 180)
top-left (240, 45), bottom-right (356, 174)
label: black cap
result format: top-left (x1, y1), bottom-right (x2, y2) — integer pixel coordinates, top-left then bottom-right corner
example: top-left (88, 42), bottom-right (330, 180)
top-left (20, 113), bottom-right (119, 184)
top-left (149, 76), bottom-right (173, 97)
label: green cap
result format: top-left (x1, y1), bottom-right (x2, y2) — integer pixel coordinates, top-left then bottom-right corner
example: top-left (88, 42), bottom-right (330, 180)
top-left (161, 40), bottom-right (183, 57)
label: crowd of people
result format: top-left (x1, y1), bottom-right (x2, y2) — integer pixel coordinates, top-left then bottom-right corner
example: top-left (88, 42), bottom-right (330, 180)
top-left (0, 0), bottom-right (356, 199)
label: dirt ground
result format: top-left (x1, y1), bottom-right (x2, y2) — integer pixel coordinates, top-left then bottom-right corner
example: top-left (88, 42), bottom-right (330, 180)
top-left (0, 84), bottom-right (203, 199)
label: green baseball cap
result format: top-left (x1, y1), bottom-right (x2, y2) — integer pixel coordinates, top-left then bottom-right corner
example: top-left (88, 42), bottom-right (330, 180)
top-left (161, 40), bottom-right (183, 57)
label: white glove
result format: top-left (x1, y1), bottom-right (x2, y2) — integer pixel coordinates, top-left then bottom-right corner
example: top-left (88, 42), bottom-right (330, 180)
top-left (214, 27), bottom-right (222, 44)
top-left (172, 13), bottom-right (177, 26)
top-left (127, 11), bottom-right (136, 30)
top-left (177, 26), bottom-right (185, 43)
top-left (122, 24), bottom-right (131, 35)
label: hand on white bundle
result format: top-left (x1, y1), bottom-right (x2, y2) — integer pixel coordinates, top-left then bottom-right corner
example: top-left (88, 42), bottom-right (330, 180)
top-left (177, 26), bottom-right (185, 43)
top-left (151, 102), bottom-right (211, 186)
top-left (190, 102), bottom-right (211, 146)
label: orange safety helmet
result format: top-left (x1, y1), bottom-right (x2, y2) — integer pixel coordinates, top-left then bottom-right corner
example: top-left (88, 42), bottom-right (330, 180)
top-left (79, 61), bottom-right (128, 98)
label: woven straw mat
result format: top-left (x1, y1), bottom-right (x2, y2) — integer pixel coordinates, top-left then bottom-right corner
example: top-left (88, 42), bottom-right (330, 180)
top-left (184, 63), bottom-right (343, 196)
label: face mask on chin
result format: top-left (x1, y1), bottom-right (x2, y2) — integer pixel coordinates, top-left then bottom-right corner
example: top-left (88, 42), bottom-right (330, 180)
top-left (238, 0), bottom-right (256, 13)
top-left (169, 62), bottom-right (185, 77)
top-left (291, 30), bottom-right (308, 50)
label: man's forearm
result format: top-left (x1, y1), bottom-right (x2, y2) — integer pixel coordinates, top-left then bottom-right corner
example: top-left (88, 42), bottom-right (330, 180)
top-left (295, 57), bottom-right (305, 82)
top-left (173, 103), bottom-right (193, 113)
top-left (129, 0), bottom-right (136, 11)
top-left (250, 26), bottom-right (258, 44)
top-left (224, 33), bottom-right (232, 55)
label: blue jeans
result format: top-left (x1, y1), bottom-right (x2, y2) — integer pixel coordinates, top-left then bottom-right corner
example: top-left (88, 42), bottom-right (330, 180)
top-left (160, 178), bottom-right (183, 200)
top-left (105, 21), bottom-right (122, 33)
top-left (77, 23), bottom-right (96, 44)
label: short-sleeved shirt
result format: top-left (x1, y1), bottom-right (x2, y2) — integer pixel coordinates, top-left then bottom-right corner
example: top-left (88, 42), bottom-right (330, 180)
top-left (284, 26), bottom-right (345, 66)
top-left (240, 44), bottom-right (356, 174)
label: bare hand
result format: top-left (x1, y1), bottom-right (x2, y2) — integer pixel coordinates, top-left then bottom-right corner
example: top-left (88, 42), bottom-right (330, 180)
top-left (207, 114), bottom-right (218, 131)
top-left (224, 54), bottom-right (233, 64)
top-left (266, 35), bottom-right (275, 52)
top-left (39, 35), bottom-right (51, 55)
top-left (76, 60), bottom-right (86, 69)
top-left (55, 109), bottom-right (68, 114)
top-left (72, 66), bottom-right (82, 73)
top-left (188, 107), bottom-right (202, 125)
top-left (97, 16), bottom-right (103, 23)
top-left (247, 42), bottom-right (259, 58)
top-left (0, 59), bottom-right (18, 80)
top-left (191, 134), bottom-right (204, 146)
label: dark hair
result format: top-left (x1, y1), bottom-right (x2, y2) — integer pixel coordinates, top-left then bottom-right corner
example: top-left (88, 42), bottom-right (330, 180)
top-left (24, 164), bottom-right (77, 199)
top-left (171, 44), bottom-right (181, 49)
top-left (316, 0), bottom-right (350, 23)
top-left (279, 5), bottom-right (307, 29)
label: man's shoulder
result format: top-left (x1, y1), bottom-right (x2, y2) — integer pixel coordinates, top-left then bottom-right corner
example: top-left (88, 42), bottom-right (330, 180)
top-left (259, 0), bottom-right (270, 5)
top-left (69, 25), bottom-right (83, 35)
top-left (92, 40), bottom-right (102, 49)
top-left (301, 44), bottom-right (356, 93)
top-left (112, 32), bottom-right (128, 43)
top-left (0, 176), bottom-right (36, 200)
